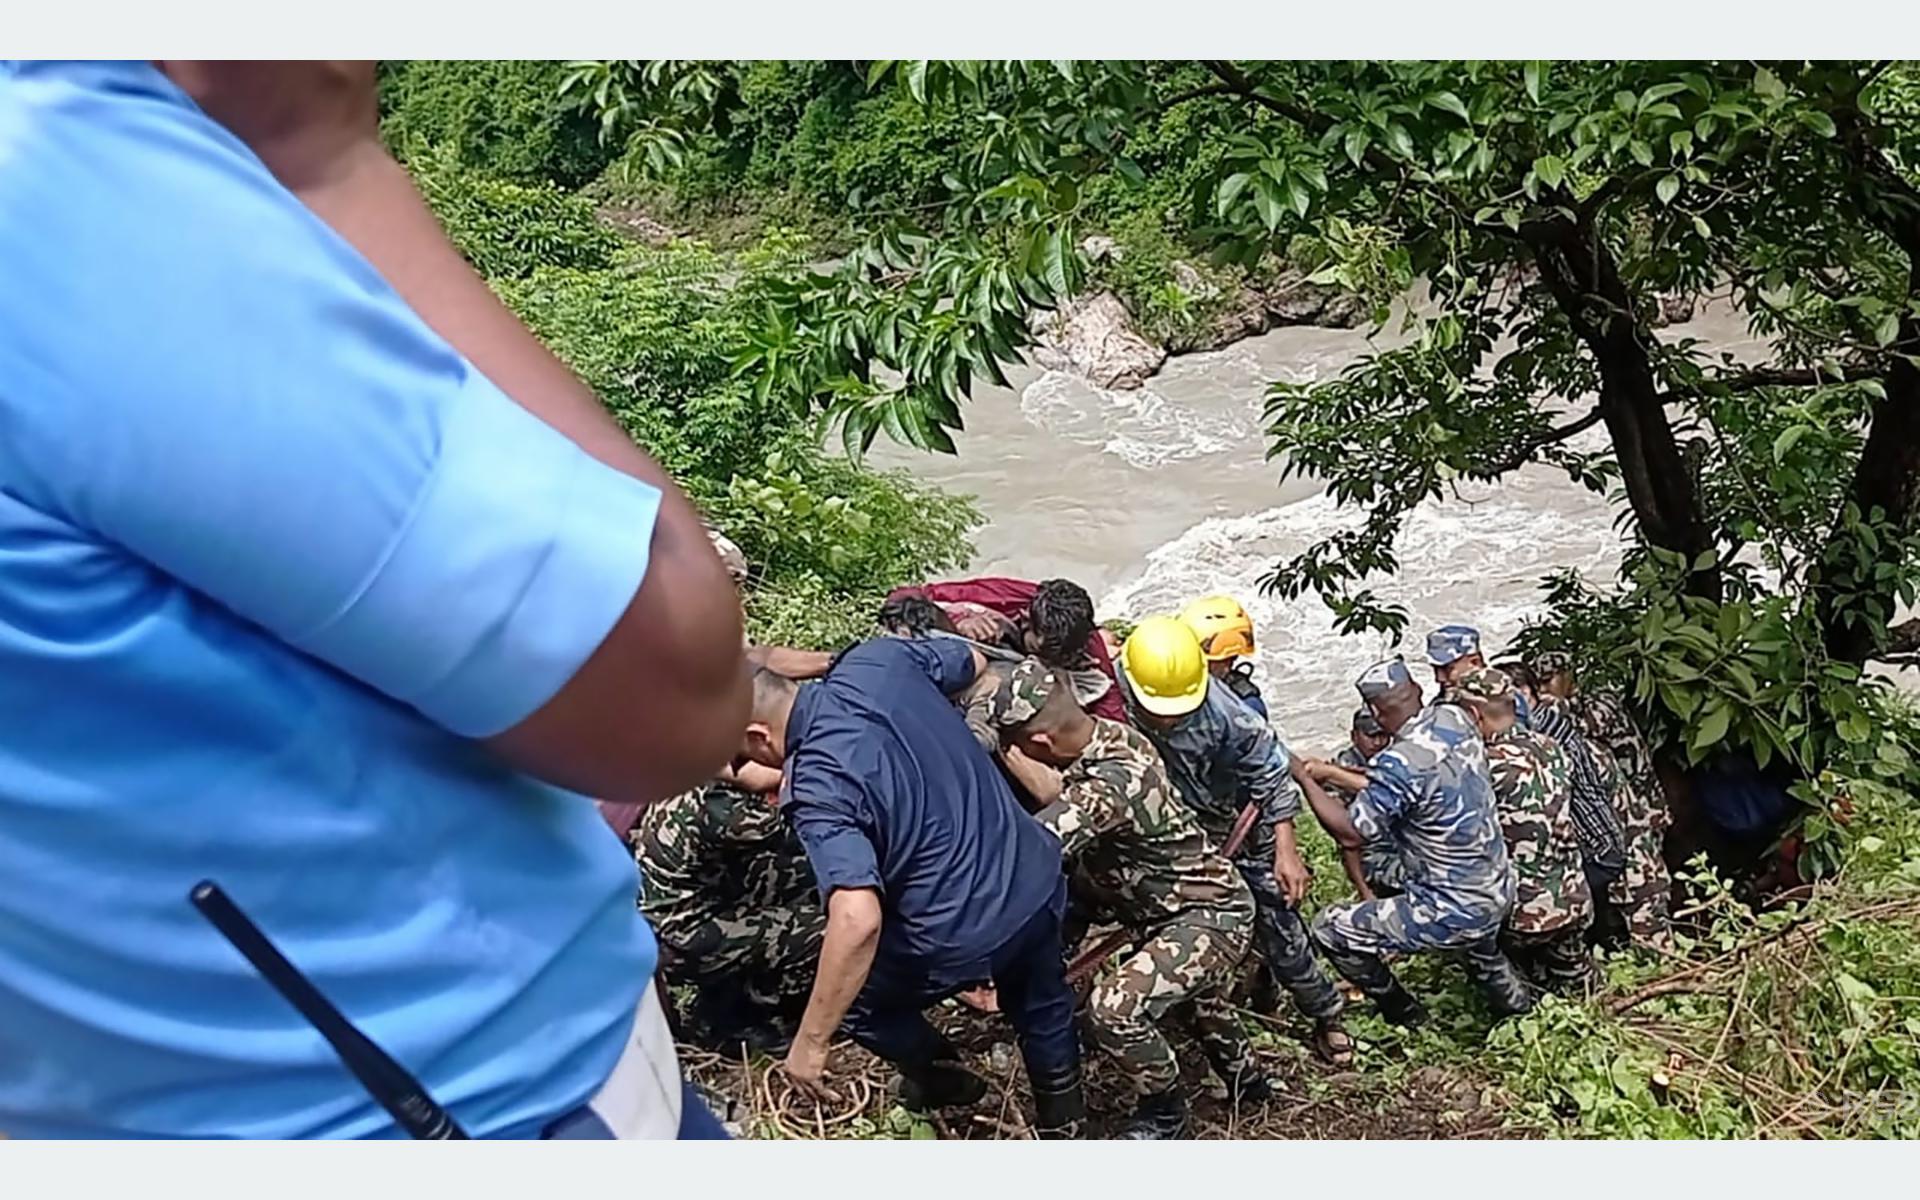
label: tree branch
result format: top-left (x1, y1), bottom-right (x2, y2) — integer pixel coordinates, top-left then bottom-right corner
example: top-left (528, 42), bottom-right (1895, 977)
top-left (1477, 405), bottom-right (1607, 475)
top-left (1682, 363), bottom-right (1886, 394)
top-left (1157, 83), bottom-right (1238, 114)
top-left (1199, 60), bottom-right (1317, 127)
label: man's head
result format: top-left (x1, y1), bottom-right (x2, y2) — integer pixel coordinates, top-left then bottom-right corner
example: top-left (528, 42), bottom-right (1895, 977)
top-left (739, 667), bottom-right (800, 769)
top-left (1119, 616), bottom-right (1209, 730)
top-left (1426, 624), bottom-right (1485, 686)
top-left (1025, 578), bottom-right (1096, 665)
top-left (1350, 706), bottom-right (1390, 758)
top-left (877, 594), bottom-right (957, 638)
top-left (1493, 659), bottom-right (1537, 705)
top-left (989, 657), bottom-right (1095, 767)
top-left (1526, 650), bottom-right (1576, 699)
top-left (1355, 657), bottom-right (1423, 734)
top-left (1451, 666), bottom-right (1519, 740)
top-left (1179, 595), bottom-right (1256, 680)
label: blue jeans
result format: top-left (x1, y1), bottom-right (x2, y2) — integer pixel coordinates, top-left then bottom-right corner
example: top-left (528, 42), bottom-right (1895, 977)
top-left (842, 884), bottom-right (1078, 1090)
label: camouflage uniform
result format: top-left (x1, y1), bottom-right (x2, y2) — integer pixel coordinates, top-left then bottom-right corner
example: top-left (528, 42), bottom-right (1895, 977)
top-left (1310, 660), bottom-right (1532, 1015)
top-left (990, 662), bottom-right (1260, 1097)
top-left (1121, 674), bottom-right (1346, 1023)
top-left (633, 782), bottom-right (824, 1025)
top-left (1574, 689), bottom-right (1673, 948)
top-left (1455, 669), bottom-right (1596, 993)
top-left (1323, 742), bottom-right (1408, 895)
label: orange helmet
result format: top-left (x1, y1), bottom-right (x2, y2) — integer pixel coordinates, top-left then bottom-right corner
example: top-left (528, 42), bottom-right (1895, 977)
top-left (1179, 595), bottom-right (1256, 662)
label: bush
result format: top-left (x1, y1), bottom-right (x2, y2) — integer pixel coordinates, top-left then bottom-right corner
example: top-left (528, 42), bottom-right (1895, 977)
top-left (379, 61), bottom-right (614, 188)
top-left (410, 148), bottom-right (622, 279)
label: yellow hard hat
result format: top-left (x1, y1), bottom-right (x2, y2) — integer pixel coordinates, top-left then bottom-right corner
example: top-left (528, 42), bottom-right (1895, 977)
top-left (1179, 595), bottom-right (1256, 662)
top-left (1120, 616), bottom-right (1210, 717)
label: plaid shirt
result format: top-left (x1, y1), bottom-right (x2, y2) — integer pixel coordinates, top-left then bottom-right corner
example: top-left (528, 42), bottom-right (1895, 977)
top-left (1529, 697), bottom-right (1627, 871)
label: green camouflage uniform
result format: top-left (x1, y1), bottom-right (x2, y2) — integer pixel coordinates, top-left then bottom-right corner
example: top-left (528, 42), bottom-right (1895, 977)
top-left (990, 660), bottom-right (1260, 1098)
top-left (1481, 722), bottom-right (1596, 993)
top-left (1574, 689), bottom-right (1674, 948)
top-left (633, 782), bottom-right (824, 1019)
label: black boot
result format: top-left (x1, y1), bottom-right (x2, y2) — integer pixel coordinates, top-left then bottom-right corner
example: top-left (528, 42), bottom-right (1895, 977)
top-left (896, 1061), bottom-right (989, 1112)
top-left (1031, 1071), bottom-right (1086, 1139)
top-left (1116, 1088), bottom-right (1188, 1140)
top-left (1226, 1066), bottom-right (1275, 1105)
top-left (1374, 981), bottom-right (1430, 1027)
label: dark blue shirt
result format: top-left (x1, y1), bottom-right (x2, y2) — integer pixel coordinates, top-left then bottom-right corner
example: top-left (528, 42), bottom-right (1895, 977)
top-left (782, 638), bottom-right (1063, 986)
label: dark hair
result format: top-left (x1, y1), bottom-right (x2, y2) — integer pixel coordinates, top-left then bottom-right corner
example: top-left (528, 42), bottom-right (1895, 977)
top-left (877, 594), bottom-right (957, 637)
top-left (1494, 660), bottom-right (1536, 691)
top-left (1028, 578), bottom-right (1095, 664)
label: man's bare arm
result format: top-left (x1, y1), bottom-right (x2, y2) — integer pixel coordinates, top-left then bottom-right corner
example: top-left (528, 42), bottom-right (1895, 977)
top-left (786, 887), bottom-right (883, 1087)
top-left (162, 62), bottom-right (747, 806)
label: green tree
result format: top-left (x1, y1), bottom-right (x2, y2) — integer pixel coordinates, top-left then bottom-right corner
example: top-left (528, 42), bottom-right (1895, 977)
top-left (570, 59), bottom-right (1920, 783)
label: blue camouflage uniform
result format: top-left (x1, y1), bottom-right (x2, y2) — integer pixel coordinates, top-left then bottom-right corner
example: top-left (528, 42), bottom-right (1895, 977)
top-left (1310, 659), bottom-right (1533, 1016)
top-left (1123, 675), bottom-right (1344, 1023)
top-left (1428, 624), bottom-right (1531, 727)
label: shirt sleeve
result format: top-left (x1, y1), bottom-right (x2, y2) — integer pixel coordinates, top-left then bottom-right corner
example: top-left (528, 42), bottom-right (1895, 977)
top-left (0, 64), bottom-right (658, 739)
top-left (1221, 690), bottom-right (1302, 825)
top-left (892, 636), bottom-right (979, 695)
top-left (784, 757), bottom-right (884, 898)
top-left (1035, 768), bottom-right (1129, 860)
top-left (1348, 756), bottom-right (1416, 842)
top-left (923, 577), bottom-right (1038, 621)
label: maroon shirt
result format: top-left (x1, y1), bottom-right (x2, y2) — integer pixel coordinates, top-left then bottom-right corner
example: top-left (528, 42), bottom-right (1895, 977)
top-left (887, 576), bottom-right (1127, 723)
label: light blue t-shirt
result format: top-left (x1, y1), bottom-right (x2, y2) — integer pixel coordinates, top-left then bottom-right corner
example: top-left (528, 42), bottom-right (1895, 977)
top-left (0, 62), bottom-right (663, 1138)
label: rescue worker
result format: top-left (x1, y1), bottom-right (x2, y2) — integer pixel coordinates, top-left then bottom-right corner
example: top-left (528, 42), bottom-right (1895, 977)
top-left (1299, 659), bottom-right (1531, 1026)
top-left (1450, 668), bottom-right (1595, 994)
top-left (633, 761), bottom-right (825, 1049)
top-left (1427, 624), bottom-right (1531, 726)
top-left (1115, 617), bottom-right (1354, 1066)
top-left (988, 658), bottom-right (1267, 1138)
top-left (1304, 708), bottom-right (1407, 900)
top-left (1506, 659), bottom-right (1630, 932)
top-left (740, 640), bottom-right (1085, 1136)
top-left (1179, 595), bottom-right (1267, 719)
top-left (1532, 651), bottom-right (1674, 950)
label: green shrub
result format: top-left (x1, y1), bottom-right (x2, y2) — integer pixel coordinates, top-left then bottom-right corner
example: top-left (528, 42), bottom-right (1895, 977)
top-left (411, 148), bottom-right (622, 279)
top-left (380, 61), bottom-right (614, 188)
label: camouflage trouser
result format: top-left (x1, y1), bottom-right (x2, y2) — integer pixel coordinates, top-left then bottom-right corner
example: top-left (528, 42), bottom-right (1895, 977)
top-left (1085, 918), bottom-right (1254, 1098)
top-left (1502, 922), bottom-right (1595, 995)
top-left (1608, 819), bottom-right (1673, 949)
top-left (1236, 854), bottom-right (1345, 1021)
top-left (1310, 891), bottom-right (1531, 1015)
top-left (655, 901), bottom-right (825, 1013)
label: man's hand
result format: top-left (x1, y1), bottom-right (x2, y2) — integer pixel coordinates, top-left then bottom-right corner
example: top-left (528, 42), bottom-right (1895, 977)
top-left (719, 759), bottom-right (783, 795)
top-left (782, 1034), bottom-right (835, 1102)
top-left (1275, 846), bottom-right (1313, 906)
top-left (952, 605), bottom-right (1014, 646)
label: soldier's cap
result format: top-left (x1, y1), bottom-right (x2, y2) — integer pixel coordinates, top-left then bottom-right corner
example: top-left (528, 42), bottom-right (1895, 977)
top-left (1355, 657), bottom-right (1415, 702)
top-left (988, 656), bottom-right (1067, 729)
top-left (1425, 624), bottom-right (1482, 667)
top-left (1528, 649), bottom-right (1574, 678)
top-left (1450, 665), bottom-right (1514, 705)
top-left (1351, 707), bottom-right (1386, 737)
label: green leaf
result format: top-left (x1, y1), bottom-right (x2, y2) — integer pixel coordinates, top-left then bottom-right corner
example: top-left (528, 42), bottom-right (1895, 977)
top-left (864, 59), bottom-right (895, 90)
top-left (1875, 312), bottom-right (1900, 347)
top-left (1801, 109), bottom-right (1838, 138)
top-left (1656, 174), bottom-right (1680, 205)
top-left (1385, 124), bottom-right (1415, 160)
top-left (1041, 230), bottom-right (1070, 296)
top-left (904, 60), bottom-right (929, 104)
top-left (1428, 91), bottom-right (1472, 122)
top-left (1523, 61), bottom-right (1544, 103)
top-left (1216, 172), bottom-right (1252, 216)
top-left (1344, 126), bottom-right (1370, 165)
top-left (1691, 703), bottom-right (1732, 751)
top-left (1629, 139), bottom-right (1655, 167)
top-left (1692, 214), bottom-right (1713, 239)
top-left (1753, 66), bottom-right (1786, 101)
top-left (1252, 181), bottom-right (1283, 231)
top-left (1772, 424), bottom-right (1809, 462)
top-left (1533, 154), bottom-right (1566, 190)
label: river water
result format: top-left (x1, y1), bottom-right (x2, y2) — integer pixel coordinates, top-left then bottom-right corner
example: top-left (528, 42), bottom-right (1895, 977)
top-left (872, 304), bottom-right (1770, 751)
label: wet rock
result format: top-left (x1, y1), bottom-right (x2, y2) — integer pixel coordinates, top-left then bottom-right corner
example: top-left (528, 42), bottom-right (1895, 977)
top-left (1080, 235), bottom-right (1119, 263)
top-left (596, 204), bottom-right (680, 247)
top-left (1260, 267), bottom-right (1368, 328)
top-left (1029, 291), bottom-right (1167, 390)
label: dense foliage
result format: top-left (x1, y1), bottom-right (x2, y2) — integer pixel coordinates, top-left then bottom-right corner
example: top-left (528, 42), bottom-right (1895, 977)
top-left (397, 122), bottom-right (980, 650)
top-left (566, 59), bottom-right (1920, 795)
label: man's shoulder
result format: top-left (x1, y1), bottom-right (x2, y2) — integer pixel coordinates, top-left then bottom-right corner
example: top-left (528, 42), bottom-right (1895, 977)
top-left (1075, 720), bottom-right (1172, 795)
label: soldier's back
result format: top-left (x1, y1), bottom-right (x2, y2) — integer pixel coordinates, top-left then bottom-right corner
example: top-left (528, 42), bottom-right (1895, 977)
top-left (1371, 704), bottom-right (1511, 911)
top-left (1485, 728), bottom-right (1592, 933)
